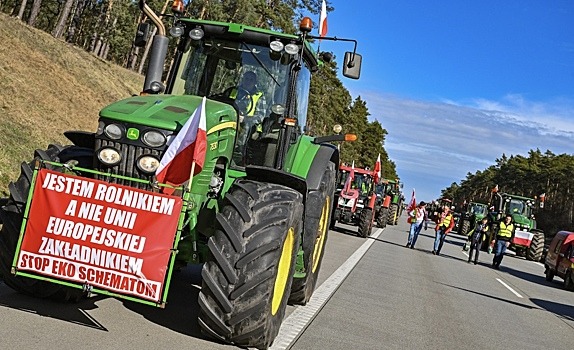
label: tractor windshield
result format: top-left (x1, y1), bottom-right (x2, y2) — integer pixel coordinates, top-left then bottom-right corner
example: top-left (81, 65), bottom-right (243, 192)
top-left (507, 199), bottom-right (526, 215)
top-left (171, 38), bottom-right (311, 167)
top-left (470, 204), bottom-right (486, 216)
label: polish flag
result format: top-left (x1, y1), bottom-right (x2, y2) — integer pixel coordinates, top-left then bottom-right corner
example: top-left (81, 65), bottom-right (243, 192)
top-left (319, 0), bottom-right (328, 37)
top-left (407, 189), bottom-right (416, 212)
top-left (406, 188), bottom-right (416, 223)
top-left (373, 153), bottom-right (381, 184)
top-left (156, 97), bottom-right (207, 186)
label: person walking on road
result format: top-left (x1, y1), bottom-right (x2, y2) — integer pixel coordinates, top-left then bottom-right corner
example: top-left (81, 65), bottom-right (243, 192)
top-left (406, 201), bottom-right (427, 249)
top-left (432, 205), bottom-right (454, 256)
top-left (467, 217), bottom-right (489, 264)
top-left (492, 214), bottom-right (515, 269)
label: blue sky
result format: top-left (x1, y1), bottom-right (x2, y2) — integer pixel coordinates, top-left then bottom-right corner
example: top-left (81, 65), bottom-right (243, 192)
top-left (314, 0), bottom-right (574, 202)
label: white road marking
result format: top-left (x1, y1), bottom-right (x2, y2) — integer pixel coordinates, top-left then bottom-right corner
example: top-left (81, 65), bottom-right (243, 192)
top-left (269, 228), bottom-right (384, 350)
top-left (496, 278), bottom-right (523, 298)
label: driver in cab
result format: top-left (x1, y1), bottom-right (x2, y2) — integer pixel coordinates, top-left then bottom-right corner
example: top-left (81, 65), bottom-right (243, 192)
top-left (226, 71), bottom-right (267, 127)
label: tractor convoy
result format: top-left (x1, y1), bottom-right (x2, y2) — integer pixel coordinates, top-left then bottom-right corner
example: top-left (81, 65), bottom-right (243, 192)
top-left (331, 164), bottom-right (402, 238)
top-left (0, 1), bottom-right (363, 349)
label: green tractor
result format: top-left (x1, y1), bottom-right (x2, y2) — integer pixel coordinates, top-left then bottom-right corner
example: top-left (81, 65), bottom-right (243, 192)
top-left (485, 192), bottom-right (544, 261)
top-left (457, 201), bottom-right (488, 236)
top-left (384, 179), bottom-right (404, 225)
top-left (0, 2), bottom-right (362, 349)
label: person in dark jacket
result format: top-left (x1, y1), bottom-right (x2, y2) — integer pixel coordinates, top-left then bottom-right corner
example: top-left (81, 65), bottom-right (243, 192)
top-left (492, 214), bottom-right (515, 269)
top-left (467, 217), bottom-right (489, 265)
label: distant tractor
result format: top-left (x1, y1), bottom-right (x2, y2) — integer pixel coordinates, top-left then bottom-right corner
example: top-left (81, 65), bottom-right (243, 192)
top-left (331, 165), bottom-right (377, 237)
top-left (374, 181), bottom-right (390, 229)
top-left (384, 179), bottom-right (404, 225)
top-left (457, 202), bottom-right (488, 236)
top-left (486, 192), bottom-right (544, 261)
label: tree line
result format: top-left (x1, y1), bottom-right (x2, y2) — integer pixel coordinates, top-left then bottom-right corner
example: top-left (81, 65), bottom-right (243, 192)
top-left (441, 149), bottom-right (574, 236)
top-left (0, 0), bottom-right (397, 179)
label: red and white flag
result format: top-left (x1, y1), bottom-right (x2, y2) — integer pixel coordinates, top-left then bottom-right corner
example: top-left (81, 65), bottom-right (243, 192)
top-left (407, 189), bottom-right (416, 212)
top-left (319, 0), bottom-right (328, 38)
top-left (373, 153), bottom-right (381, 184)
top-left (156, 97), bottom-right (207, 186)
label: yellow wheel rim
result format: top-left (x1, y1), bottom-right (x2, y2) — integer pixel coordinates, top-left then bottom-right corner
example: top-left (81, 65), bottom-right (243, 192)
top-left (272, 227), bottom-right (295, 315)
top-left (312, 196), bottom-right (330, 273)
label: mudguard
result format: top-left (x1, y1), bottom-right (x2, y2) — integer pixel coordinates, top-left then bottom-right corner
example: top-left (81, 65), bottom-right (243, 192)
top-left (305, 144), bottom-right (339, 191)
top-left (245, 165), bottom-right (307, 195)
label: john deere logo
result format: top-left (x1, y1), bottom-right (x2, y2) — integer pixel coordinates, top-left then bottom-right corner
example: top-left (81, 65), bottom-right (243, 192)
top-left (127, 128), bottom-right (139, 140)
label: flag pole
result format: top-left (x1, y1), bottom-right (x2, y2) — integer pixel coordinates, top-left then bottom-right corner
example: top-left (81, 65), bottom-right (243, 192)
top-left (187, 161), bottom-right (197, 192)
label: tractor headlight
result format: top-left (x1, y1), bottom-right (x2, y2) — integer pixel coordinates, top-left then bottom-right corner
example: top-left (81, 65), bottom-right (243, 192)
top-left (104, 124), bottom-right (123, 140)
top-left (98, 148), bottom-right (121, 166)
top-left (142, 130), bottom-right (166, 147)
top-left (137, 156), bottom-right (160, 174)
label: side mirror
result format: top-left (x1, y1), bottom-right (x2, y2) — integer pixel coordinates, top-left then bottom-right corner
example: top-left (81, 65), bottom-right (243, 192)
top-left (134, 22), bottom-right (150, 47)
top-left (343, 52), bottom-right (362, 79)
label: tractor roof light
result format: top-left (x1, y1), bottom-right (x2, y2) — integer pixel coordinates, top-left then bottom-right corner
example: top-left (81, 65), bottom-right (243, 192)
top-left (270, 40), bottom-right (284, 52)
top-left (285, 43), bottom-right (299, 55)
top-left (170, 24), bottom-right (184, 37)
top-left (344, 134), bottom-right (357, 142)
top-left (299, 17), bottom-right (313, 33)
top-left (172, 0), bottom-right (185, 15)
top-left (189, 27), bottom-right (204, 40)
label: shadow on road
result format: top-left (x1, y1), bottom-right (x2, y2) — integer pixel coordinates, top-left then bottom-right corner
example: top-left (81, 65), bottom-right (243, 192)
top-left (439, 282), bottom-right (539, 310)
top-left (0, 283), bottom-right (108, 330)
top-left (331, 224), bottom-right (361, 238)
top-left (120, 264), bottom-right (220, 343)
top-left (495, 265), bottom-right (569, 292)
top-left (530, 298), bottom-right (574, 322)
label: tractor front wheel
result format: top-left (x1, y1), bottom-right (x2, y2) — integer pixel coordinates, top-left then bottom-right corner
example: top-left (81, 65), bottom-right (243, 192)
top-left (387, 203), bottom-right (399, 225)
top-left (358, 208), bottom-right (373, 238)
top-left (198, 180), bottom-right (303, 349)
top-left (289, 162), bottom-right (335, 306)
top-left (527, 230), bottom-right (544, 261)
top-left (376, 208), bottom-right (388, 228)
top-left (460, 220), bottom-right (471, 236)
top-left (0, 144), bottom-right (90, 302)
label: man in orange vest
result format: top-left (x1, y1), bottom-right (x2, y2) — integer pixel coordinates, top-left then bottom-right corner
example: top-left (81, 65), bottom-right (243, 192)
top-left (432, 205), bottom-right (455, 256)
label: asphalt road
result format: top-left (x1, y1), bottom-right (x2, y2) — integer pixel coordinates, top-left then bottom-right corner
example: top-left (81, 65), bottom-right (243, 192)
top-left (0, 217), bottom-right (572, 350)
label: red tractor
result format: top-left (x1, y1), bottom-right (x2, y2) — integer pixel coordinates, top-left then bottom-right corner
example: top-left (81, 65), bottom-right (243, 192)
top-left (331, 164), bottom-right (378, 237)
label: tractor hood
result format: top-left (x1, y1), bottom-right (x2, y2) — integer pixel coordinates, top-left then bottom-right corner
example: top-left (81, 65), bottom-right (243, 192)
top-left (511, 214), bottom-right (532, 228)
top-left (99, 95), bottom-right (237, 131)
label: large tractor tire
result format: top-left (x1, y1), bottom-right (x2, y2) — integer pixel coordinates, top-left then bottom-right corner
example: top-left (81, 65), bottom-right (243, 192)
top-left (357, 208), bottom-right (373, 238)
top-left (289, 162), bottom-right (335, 306)
top-left (387, 203), bottom-right (399, 225)
top-left (460, 220), bottom-right (471, 236)
top-left (376, 208), bottom-right (388, 228)
top-left (198, 180), bottom-right (303, 349)
top-left (0, 144), bottom-right (90, 302)
top-left (527, 230), bottom-right (544, 262)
